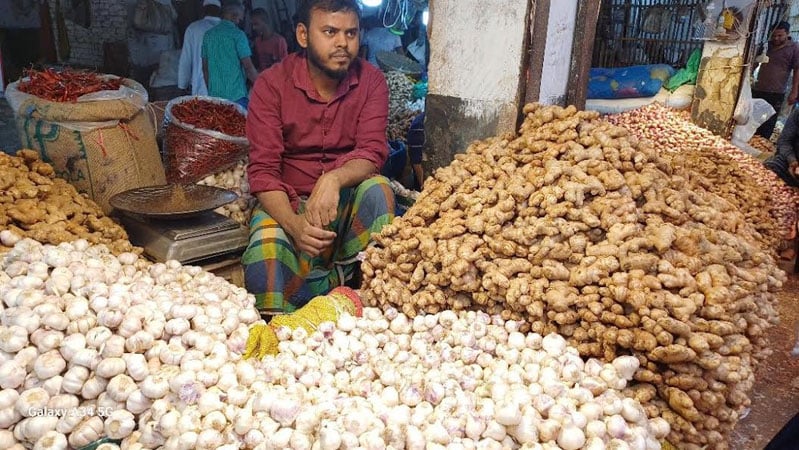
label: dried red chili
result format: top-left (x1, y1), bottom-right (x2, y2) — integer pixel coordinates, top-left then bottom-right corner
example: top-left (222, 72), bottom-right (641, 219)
top-left (17, 68), bottom-right (122, 102)
top-left (170, 99), bottom-right (246, 137)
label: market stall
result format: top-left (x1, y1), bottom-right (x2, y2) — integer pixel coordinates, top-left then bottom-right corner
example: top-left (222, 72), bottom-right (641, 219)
top-left (0, 2), bottom-right (798, 447)
top-left (1, 98), bottom-right (796, 449)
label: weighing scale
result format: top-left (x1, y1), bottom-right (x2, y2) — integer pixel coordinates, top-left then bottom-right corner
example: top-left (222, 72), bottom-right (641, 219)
top-left (110, 184), bottom-right (250, 264)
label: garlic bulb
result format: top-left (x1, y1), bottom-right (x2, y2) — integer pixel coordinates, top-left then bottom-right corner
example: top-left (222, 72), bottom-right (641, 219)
top-left (104, 410), bottom-right (136, 439)
top-left (0, 326), bottom-right (28, 353)
top-left (107, 374), bottom-right (137, 402)
top-left (32, 350), bottom-right (65, 380)
top-left (68, 416), bottom-right (103, 448)
top-left (0, 361), bottom-right (26, 389)
top-left (61, 366), bottom-right (89, 394)
top-left (16, 388), bottom-right (50, 417)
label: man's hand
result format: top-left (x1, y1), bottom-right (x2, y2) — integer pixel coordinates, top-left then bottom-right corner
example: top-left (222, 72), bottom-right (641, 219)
top-left (789, 90), bottom-right (798, 105)
top-left (790, 160), bottom-right (799, 178)
top-left (304, 172), bottom-right (342, 228)
top-left (286, 214), bottom-right (336, 257)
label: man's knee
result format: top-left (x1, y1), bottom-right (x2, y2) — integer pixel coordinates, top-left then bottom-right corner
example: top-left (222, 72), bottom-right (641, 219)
top-left (358, 175), bottom-right (395, 208)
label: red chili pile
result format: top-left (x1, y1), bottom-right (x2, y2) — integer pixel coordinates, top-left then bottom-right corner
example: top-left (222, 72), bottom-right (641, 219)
top-left (170, 99), bottom-right (246, 136)
top-left (17, 68), bottom-right (122, 102)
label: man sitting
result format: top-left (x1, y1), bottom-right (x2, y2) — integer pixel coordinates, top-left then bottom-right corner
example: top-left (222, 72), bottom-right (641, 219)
top-left (243, 0), bottom-right (395, 312)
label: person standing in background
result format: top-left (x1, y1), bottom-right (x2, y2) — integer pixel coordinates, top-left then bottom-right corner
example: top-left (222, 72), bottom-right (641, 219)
top-left (202, 1), bottom-right (258, 108)
top-left (250, 8), bottom-right (288, 72)
top-left (177, 0), bottom-right (221, 95)
top-left (361, 15), bottom-right (403, 66)
top-left (753, 21), bottom-right (799, 140)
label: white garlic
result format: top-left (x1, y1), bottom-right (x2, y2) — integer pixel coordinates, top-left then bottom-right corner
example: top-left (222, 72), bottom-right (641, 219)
top-left (106, 374), bottom-right (137, 402)
top-left (32, 350), bottom-right (66, 381)
top-left (67, 416), bottom-right (103, 448)
top-left (0, 361), bottom-right (26, 389)
top-left (104, 410), bottom-right (136, 439)
top-left (0, 326), bottom-right (28, 353)
top-left (16, 388), bottom-right (50, 417)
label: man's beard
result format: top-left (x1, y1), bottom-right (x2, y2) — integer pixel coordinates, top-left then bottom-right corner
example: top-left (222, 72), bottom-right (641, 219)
top-left (307, 41), bottom-right (351, 80)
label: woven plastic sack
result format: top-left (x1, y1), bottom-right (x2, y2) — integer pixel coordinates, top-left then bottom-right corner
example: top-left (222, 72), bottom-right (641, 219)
top-left (164, 96), bottom-right (249, 184)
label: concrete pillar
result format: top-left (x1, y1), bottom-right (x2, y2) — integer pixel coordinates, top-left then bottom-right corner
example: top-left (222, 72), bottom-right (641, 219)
top-left (539, 0), bottom-right (578, 105)
top-left (424, 0), bottom-right (530, 173)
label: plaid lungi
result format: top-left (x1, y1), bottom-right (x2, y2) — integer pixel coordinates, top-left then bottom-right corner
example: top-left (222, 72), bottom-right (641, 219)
top-left (242, 176), bottom-right (395, 312)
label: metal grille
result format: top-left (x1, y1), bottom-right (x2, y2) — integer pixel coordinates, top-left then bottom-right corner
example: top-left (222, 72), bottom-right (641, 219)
top-left (592, 1), bottom-right (792, 69)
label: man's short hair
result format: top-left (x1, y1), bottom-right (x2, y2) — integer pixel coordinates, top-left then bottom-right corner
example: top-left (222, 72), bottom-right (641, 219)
top-left (774, 21), bottom-right (791, 33)
top-left (252, 7), bottom-right (269, 21)
top-left (297, 0), bottom-right (361, 27)
top-left (222, 0), bottom-right (244, 16)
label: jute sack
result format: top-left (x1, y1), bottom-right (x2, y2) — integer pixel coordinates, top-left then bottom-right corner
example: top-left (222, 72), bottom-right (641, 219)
top-left (7, 77), bottom-right (166, 214)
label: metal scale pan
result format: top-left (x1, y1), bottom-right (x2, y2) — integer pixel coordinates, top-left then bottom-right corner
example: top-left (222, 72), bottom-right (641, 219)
top-left (110, 184), bottom-right (250, 263)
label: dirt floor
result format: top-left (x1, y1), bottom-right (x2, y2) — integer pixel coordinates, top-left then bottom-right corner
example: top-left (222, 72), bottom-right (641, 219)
top-left (730, 259), bottom-right (799, 449)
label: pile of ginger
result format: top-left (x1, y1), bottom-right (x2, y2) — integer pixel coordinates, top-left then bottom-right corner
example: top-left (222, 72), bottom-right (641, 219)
top-left (0, 149), bottom-right (136, 254)
top-left (362, 104), bottom-right (784, 450)
top-left (608, 103), bottom-right (792, 248)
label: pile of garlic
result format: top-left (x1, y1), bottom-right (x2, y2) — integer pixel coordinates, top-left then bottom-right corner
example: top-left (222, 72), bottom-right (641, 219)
top-left (196, 159), bottom-right (256, 226)
top-left (608, 103), bottom-right (794, 244)
top-left (128, 308), bottom-right (667, 450)
top-left (362, 104), bottom-right (784, 450)
top-left (0, 237), bottom-right (259, 449)
top-left (0, 235), bottom-right (667, 450)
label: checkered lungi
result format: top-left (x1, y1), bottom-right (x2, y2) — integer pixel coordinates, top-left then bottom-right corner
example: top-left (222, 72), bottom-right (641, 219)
top-left (242, 176), bottom-right (395, 312)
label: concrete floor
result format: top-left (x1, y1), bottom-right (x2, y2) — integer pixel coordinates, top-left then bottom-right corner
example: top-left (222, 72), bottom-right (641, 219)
top-left (0, 95), bottom-right (798, 448)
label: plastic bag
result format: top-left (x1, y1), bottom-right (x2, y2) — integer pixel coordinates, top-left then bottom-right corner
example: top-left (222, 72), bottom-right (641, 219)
top-left (132, 0), bottom-right (176, 35)
top-left (164, 96), bottom-right (249, 183)
top-left (149, 49), bottom-right (181, 88)
top-left (665, 48), bottom-right (701, 92)
top-left (733, 74), bottom-right (753, 125)
top-left (732, 98), bottom-right (775, 151)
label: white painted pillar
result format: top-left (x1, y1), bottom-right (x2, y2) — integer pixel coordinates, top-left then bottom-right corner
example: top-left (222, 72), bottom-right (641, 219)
top-left (424, 0), bottom-right (530, 170)
top-left (538, 0), bottom-right (578, 105)
top-left (427, 0), bottom-right (529, 132)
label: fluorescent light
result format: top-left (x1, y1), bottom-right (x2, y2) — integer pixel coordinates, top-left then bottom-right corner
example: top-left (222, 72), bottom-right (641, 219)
top-left (362, 0), bottom-right (383, 7)
top-left (422, 9), bottom-right (428, 26)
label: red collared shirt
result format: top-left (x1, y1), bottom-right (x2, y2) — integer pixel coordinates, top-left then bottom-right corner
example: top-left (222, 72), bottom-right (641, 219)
top-left (246, 52), bottom-right (389, 209)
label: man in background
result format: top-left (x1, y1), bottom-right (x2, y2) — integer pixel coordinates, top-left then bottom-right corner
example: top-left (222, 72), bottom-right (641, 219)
top-left (250, 8), bottom-right (288, 72)
top-left (361, 15), bottom-right (403, 67)
top-left (177, 0), bottom-right (221, 95)
top-left (202, 1), bottom-right (258, 107)
top-left (753, 21), bottom-right (799, 139)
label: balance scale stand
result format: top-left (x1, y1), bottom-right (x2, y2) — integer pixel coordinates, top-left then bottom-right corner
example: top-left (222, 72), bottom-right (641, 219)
top-left (120, 211), bottom-right (250, 264)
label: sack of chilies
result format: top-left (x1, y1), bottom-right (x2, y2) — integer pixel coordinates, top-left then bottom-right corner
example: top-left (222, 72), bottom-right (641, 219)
top-left (164, 96), bottom-right (249, 183)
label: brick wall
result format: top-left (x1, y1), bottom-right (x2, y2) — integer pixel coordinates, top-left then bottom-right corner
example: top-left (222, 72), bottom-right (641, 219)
top-left (48, 0), bottom-right (136, 67)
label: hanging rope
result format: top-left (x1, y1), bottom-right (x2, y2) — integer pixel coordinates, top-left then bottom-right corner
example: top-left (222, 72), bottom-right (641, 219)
top-left (382, 0), bottom-right (411, 31)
